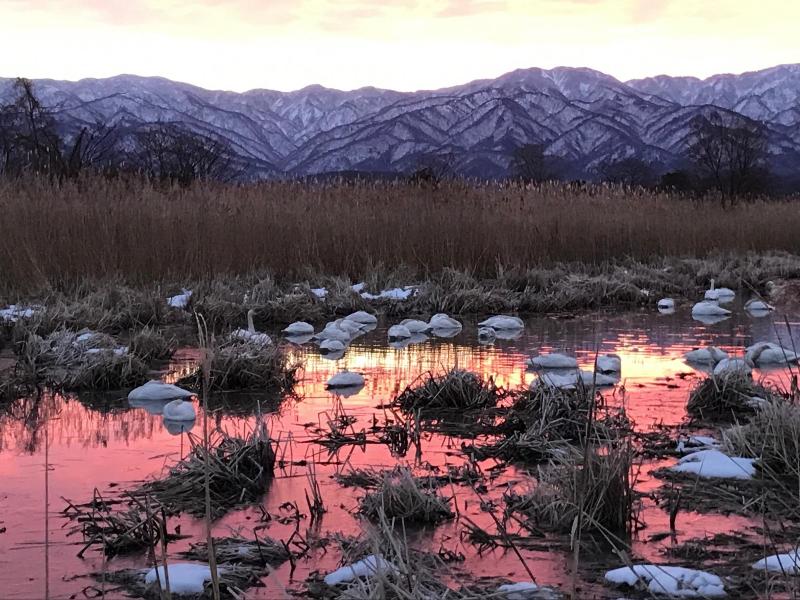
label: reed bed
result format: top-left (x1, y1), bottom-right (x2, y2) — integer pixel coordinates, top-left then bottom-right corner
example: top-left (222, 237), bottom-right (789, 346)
top-left (135, 431), bottom-right (276, 518)
top-left (504, 442), bottom-right (637, 536)
top-left (394, 369), bottom-right (507, 413)
top-left (358, 469), bottom-right (454, 525)
top-left (687, 375), bottom-right (778, 421)
top-left (3, 177), bottom-right (800, 297)
top-left (178, 340), bottom-right (299, 392)
top-left (130, 327), bottom-right (177, 361)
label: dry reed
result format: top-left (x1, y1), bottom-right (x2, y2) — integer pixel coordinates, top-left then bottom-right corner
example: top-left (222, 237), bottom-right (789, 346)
top-left (394, 369), bottom-right (506, 413)
top-left (359, 469), bottom-right (454, 525)
top-left (687, 375), bottom-right (777, 421)
top-left (3, 177), bottom-right (800, 296)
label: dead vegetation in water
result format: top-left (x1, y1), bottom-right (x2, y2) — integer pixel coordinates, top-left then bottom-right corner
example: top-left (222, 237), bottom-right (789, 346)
top-left (394, 369), bottom-right (507, 413)
top-left (62, 490), bottom-right (181, 558)
top-left (358, 468), bottom-right (454, 525)
top-left (504, 441), bottom-right (638, 537)
top-left (179, 536), bottom-right (290, 567)
top-left (134, 430), bottom-right (276, 519)
top-left (466, 385), bottom-right (630, 463)
top-left (178, 339), bottom-right (299, 392)
top-left (687, 375), bottom-right (779, 421)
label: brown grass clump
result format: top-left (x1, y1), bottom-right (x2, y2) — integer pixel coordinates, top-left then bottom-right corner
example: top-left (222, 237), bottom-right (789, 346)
top-left (724, 400), bottom-right (800, 480)
top-left (394, 369), bottom-right (506, 413)
top-left (2, 177), bottom-right (800, 296)
top-left (180, 536), bottom-right (289, 567)
top-left (505, 442), bottom-right (637, 536)
top-left (135, 431), bottom-right (276, 519)
top-left (178, 340), bottom-right (299, 392)
top-left (687, 375), bottom-right (778, 421)
top-left (130, 327), bottom-right (176, 361)
top-left (359, 469), bottom-right (453, 525)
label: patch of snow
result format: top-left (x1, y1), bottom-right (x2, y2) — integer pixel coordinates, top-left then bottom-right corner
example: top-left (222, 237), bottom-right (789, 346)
top-left (144, 563), bottom-right (216, 594)
top-left (0, 304), bottom-right (38, 323)
top-left (605, 564), bottom-right (726, 597)
top-left (351, 282), bottom-right (366, 293)
top-left (167, 289), bottom-right (192, 309)
top-left (311, 287), bottom-right (328, 299)
top-left (498, 581), bottom-right (552, 599)
top-left (361, 286), bottom-right (416, 301)
top-left (752, 549), bottom-right (800, 573)
top-left (671, 449), bottom-right (756, 480)
top-left (323, 555), bottom-right (396, 586)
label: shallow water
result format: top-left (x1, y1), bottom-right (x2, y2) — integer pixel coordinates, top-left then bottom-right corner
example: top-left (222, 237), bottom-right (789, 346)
top-left (1, 305), bottom-right (799, 599)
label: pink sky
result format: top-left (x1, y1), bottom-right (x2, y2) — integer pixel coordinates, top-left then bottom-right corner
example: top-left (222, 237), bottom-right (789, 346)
top-left (1, 0), bottom-right (798, 91)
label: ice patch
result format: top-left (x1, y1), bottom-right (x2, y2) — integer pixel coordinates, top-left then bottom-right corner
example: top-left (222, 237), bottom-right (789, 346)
top-left (670, 449), bottom-right (756, 480)
top-left (605, 564), bottom-right (726, 597)
top-left (323, 555), bottom-right (396, 586)
top-left (145, 563), bottom-right (216, 594)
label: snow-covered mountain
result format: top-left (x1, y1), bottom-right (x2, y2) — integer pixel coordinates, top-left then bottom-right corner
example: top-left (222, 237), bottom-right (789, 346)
top-left (2, 64), bottom-right (800, 178)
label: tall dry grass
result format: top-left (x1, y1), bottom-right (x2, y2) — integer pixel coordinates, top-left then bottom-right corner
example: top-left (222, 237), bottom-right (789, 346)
top-left (1, 177), bottom-right (800, 295)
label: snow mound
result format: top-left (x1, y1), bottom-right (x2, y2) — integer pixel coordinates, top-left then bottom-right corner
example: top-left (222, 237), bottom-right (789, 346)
top-left (323, 555), bottom-right (396, 586)
top-left (605, 564), bottom-right (726, 597)
top-left (145, 563), bottom-right (216, 594)
top-left (752, 549), bottom-right (800, 573)
top-left (167, 289), bottom-right (192, 309)
top-left (670, 449), bottom-right (755, 480)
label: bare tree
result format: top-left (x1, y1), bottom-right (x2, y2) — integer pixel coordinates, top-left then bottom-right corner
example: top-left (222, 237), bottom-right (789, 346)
top-left (133, 123), bottom-right (237, 186)
top-left (689, 111), bottom-right (769, 202)
top-left (511, 143), bottom-right (559, 183)
top-left (597, 157), bottom-right (655, 187)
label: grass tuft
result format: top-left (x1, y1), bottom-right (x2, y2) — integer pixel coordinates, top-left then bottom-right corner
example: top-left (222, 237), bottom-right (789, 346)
top-left (359, 468), bottom-right (454, 525)
top-left (394, 369), bottom-right (506, 413)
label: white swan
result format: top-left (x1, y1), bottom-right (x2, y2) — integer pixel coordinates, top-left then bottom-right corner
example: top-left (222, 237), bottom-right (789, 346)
top-left (596, 354), bottom-right (621, 374)
top-left (283, 321), bottom-right (315, 335)
top-left (400, 319), bottom-right (431, 334)
top-left (388, 324), bottom-right (412, 341)
top-left (320, 338), bottom-right (346, 354)
top-left (527, 353), bottom-right (578, 370)
top-left (162, 399), bottom-right (196, 421)
top-left (745, 342), bottom-right (799, 365)
top-left (535, 370), bottom-right (617, 390)
top-left (327, 371), bottom-right (365, 388)
top-left (231, 309), bottom-right (272, 346)
top-left (713, 357), bottom-right (753, 379)
top-left (344, 311), bottom-right (378, 325)
top-left (478, 315), bottom-right (524, 330)
top-left (691, 301), bottom-right (731, 317)
top-left (657, 298), bottom-right (675, 310)
top-left (745, 299), bottom-right (774, 313)
top-left (704, 279), bottom-right (735, 302)
top-left (335, 318), bottom-right (366, 336)
top-left (128, 380), bottom-right (194, 402)
top-left (315, 322), bottom-right (352, 343)
top-left (684, 346), bottom-right (729, 364)
top-left (478, 327), bottom-right (496, 343)
top-left (428, 313), bottom-right (462, 330)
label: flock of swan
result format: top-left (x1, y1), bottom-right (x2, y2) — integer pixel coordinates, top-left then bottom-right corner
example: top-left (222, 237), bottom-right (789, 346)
top-left (119, 278), bottom-right (796, 424)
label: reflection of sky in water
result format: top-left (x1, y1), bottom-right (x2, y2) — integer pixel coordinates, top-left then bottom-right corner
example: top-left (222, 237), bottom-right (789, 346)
top-left (0, 307), bottom-right (798, 599)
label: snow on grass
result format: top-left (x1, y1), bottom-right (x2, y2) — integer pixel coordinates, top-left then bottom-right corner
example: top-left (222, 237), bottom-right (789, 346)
top-left (670, 449), bottom-right (756, 480)
top-left (167, 289), bottom-right (192, 309)
top-left (311, 287), bottom-right (328, 299)
top-left (323, 555), bottom-right (396, 586)
top-left (676, 435), bottom-right (720, 454)
top-left (0, 304), bottom-right (38, 323)
top-left (361, 286), bottom-right (416, 301)
top-left (605, 564), bottom-right (726, 597)
top-left (498, 581), bottom-right (559, 598)
top-left (752, 549), bottom-right (800, 573)
top-left (145, 563), bottom-right (217, 594)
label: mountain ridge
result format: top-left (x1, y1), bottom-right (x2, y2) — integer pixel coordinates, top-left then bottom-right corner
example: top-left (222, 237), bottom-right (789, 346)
top-left (2, 64), bottom-right (799, 179)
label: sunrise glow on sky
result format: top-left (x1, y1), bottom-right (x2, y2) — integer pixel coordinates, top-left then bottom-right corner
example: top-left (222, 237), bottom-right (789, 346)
top-left (1, 0), bottom-right (799, 92)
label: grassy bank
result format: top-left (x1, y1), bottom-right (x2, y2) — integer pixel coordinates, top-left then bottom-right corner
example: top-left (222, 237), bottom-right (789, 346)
top-left (2, 177), bottom-right (800, 295)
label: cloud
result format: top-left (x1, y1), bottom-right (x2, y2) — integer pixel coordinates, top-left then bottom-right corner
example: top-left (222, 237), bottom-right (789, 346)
top-left (437, 0), bottom-right (507, 18)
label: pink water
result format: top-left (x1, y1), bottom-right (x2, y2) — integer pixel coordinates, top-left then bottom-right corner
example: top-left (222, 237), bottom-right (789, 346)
top-left (1, 308), bottom-right (797, 599)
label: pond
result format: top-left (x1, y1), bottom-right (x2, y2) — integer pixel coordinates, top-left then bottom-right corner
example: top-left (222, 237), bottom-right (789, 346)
top-left (1, 304), bottom-right (798, 599)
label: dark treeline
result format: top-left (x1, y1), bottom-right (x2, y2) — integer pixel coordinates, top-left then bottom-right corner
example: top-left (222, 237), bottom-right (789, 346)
top-left (0, 78), bottom-right (238, 186)
top-left (2, 77), bottom-right (798, 199)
